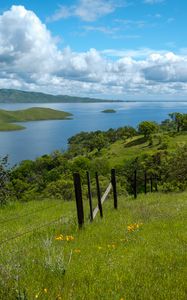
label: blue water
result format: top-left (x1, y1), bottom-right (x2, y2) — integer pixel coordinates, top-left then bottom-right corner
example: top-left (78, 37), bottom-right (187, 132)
top-left (0, 101), bottom-right (187, 166)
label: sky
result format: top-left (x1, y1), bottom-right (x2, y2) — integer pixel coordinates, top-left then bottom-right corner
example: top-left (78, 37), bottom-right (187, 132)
top-left (0, 0), bottom-right (187, 100)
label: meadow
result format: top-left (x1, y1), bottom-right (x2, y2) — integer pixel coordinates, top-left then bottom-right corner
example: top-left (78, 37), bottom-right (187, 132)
top-left (0, 191), bottom-right (186, 299)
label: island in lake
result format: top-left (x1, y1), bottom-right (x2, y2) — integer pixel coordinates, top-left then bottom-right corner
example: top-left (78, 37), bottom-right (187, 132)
top-left (102, 109), bottom-right (116, 113)
top-left (0, 107), bottom-right (72, 131)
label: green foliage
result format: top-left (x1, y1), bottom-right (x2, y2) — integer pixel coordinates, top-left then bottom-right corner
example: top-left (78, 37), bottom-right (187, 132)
top-left (160, 181), bottom-right (186, 192)
top-left (68, 127), bottom-right (137, 156)
top-left (138, 121), bottom-right (159, 138)
top-left (168, 112), bottom-right (187, 132)
top-left (44, 178), bottom-right (74, 200)
top-left (70, 156), bottom-right (90, 176)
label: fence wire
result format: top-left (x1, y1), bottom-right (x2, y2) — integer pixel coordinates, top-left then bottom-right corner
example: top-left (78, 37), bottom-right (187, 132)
top-left (0, 202), bottom-right (63, 226)
top-left (0, 216), bottom-right (64, 247)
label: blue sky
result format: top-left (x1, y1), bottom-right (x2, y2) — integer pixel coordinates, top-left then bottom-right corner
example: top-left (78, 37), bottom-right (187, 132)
top-left (0, 0), bottom-right (187, 100)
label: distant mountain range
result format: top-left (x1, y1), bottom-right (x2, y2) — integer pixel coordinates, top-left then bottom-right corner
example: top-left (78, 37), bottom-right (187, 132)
top-left (0, 89), bottom-right (123, 103)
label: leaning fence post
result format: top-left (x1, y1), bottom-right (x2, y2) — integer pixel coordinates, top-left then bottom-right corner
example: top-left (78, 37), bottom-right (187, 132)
top-left (73, 173), bottom-right (84, 228)
top-left (86, 171), bottom-right (93, 222)
top-left (111, 169), bottom-right (117, 209)
top-left (134, 170), bottom-right (137, 199)
top-left (144, 170), bottom-right (147, 194)
top-left (95, 172), bottom-right (103, 218)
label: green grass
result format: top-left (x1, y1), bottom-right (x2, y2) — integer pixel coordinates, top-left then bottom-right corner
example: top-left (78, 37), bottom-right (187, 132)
top-left (0, 107), bottom-right (72, 131)
top-left (0, 122), bottom-right (25, 131)
top-left (0, 191), bottom-right (186, 299)
top-left (101, 132), bottom-right (187, 166)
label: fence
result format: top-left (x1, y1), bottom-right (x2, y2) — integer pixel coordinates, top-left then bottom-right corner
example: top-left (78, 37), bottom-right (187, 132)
top-left (0, 202), bottom-right (66, 247)
top-left (73, 169), bottom-right (117, 228)
top-left (0, 168), bottom-right (159, 246)
top-left (73, 168), bottom-right (159, 228)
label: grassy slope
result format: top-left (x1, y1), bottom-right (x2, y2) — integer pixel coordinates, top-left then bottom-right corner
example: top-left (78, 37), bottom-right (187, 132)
top-left (0, 192), bottom-right (186, 299)
top-left (0, 107), bottom-right (72, 131)
top-left (101, 132), bottom-right (187, 167)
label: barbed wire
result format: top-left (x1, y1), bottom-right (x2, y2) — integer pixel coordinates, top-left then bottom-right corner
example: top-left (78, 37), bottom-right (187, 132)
top-left (0, 202), bottom-right (63, 226)
top-left (0, 216), bottom-right (64, 247)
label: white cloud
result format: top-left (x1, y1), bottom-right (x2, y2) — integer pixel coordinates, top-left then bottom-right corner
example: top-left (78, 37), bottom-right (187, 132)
top-left (144, 0), bottom-right (165, 4)
top-left (82, 25), bottom-right (119, 35)
top-left (1, 5), bottom-right (187, 100)
top-left (47, 0), bottom-right (120, 22)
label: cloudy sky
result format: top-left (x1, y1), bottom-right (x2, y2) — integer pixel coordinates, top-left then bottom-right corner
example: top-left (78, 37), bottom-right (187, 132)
top-left (0, 0), bottom-right (187, 100)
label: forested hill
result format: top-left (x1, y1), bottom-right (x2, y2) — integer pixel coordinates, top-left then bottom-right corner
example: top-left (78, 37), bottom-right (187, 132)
top-left (0, 89), bottom-right (123, 103)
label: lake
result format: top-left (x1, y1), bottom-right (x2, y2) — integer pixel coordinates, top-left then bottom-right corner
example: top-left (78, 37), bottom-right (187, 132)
top-left (0, 101), bottom-right (187, 166)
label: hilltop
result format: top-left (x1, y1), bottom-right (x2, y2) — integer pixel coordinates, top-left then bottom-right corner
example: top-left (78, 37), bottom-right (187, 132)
top-left (0, 89), bottom-right (123, 103)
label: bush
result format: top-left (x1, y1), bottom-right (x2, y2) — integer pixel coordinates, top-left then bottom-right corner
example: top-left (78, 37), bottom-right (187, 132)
top-left (44, 179), bottom-right (74, 200)
top-left (160, 181), bottom-right (186, 192)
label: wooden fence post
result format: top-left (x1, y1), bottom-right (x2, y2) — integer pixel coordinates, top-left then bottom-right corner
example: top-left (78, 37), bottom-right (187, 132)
top-left (134, 170), bottom-right (137, 199)
top-left (95, 172), bottom-right (103, 218)
top-left (73, 173), bottom-right (84, 228)
top-left (144, 171), bottom-right (147, 194)
top-left (155, 176), bottom-right (158, 192)
top-left (86, 171), bottom-right (93, 222)
top-left (150, 176), bottom-right (153, 193)
top-left (111, 169), bottom-right (118, 209)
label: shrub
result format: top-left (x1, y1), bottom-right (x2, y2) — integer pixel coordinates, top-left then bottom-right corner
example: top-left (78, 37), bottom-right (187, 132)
top-left (44, 179), bottom-right (74, 200)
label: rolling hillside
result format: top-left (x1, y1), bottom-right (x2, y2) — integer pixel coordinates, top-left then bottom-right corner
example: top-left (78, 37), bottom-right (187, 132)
top-left (0, 89), bottom-right (122, 103)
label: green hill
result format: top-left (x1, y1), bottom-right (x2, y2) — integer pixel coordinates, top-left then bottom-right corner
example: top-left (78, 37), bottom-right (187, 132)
top-left (0, 107), bottom-right (72, 131)
top-left (101, 132), bottom-right (187, 167)
top-left (0, 89), bottom-right (122, 103)
top-left (0, 192), bottom-right (186, 299)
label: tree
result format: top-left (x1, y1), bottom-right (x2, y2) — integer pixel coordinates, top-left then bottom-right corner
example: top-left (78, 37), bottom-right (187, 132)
top-left (138, 121), bottom-right (159, 138)
top-left (0, 156), bottom-right (10, 205)
top-left (169, 112), bottom-right (184, 132)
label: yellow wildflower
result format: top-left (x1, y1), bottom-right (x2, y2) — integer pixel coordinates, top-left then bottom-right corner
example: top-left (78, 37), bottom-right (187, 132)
top-left (66, 235), bottom-right (74, 241)
top-left (43, 288), bottom-right (48, 294)
top-left (74, 249), bottom-right (81, 253)
top-left (55, 234), bottom-right (64, 241)
top-left (127, 222), bottom-right (143, 232)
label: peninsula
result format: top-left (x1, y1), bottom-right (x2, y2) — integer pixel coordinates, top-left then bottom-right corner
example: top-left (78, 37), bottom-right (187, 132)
top-left (0, 107), bottom-right (72, 131)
